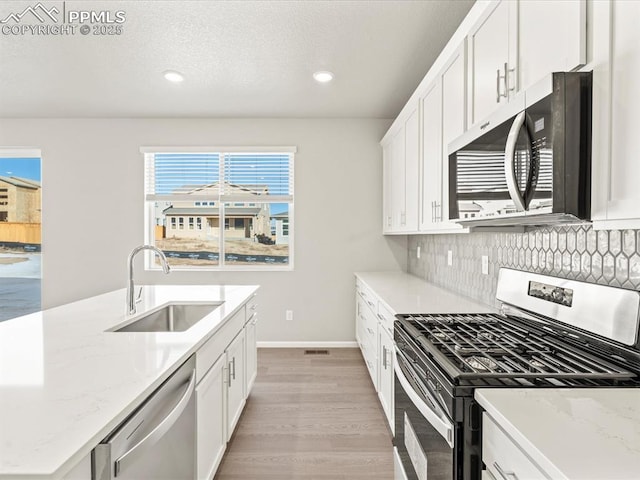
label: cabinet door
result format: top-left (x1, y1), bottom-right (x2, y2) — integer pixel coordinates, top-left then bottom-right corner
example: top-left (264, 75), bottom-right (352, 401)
top-left (597, 1), bottom-right (640, 225)
top-left (390, 127), bottom-right (406, 231)
top-left (378, 328), bottom-right (394, 433)
top-left (441, 41), bottom-right (467, 226)
top-left (403, 104), bottom-right (420, 232)
top-left (196, 354), bottom-right (226, 480)
top-left (245, 313), bottom-right (258, 394)
top-left (518, 0), bottom-right (586, 93)
top-left (419, 80), bottom-right (442, 230)
top-left (382, 142), bottom-right (394, 233)
top-left (467, 0), bottom-right (514, 126)
top-left (226, 330), bottom-right (246, 440)
top-left (483, 413), bottom-right (547, 479)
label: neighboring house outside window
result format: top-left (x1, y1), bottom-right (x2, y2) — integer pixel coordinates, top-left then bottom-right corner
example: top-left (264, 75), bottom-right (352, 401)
top-left (143, 148), bottom-right (295, 270)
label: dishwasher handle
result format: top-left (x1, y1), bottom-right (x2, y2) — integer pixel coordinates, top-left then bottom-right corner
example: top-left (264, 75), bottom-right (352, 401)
top-left (114, 370), bottom-right (196, 476)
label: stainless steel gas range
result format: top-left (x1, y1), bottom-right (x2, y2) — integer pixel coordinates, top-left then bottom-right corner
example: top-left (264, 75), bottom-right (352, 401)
top-left (393, 268), bottom-right (640, 480)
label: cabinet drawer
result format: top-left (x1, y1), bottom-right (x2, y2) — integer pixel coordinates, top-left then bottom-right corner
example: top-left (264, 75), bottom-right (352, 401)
top-left (482, 413), bottom-right (546, 480)
top-left (196, 307), bottom-right (245, 383)
top-left (360, 337), bottom-right (377, 382)
top-left (356, 280), bottom-right (378, 312)
top-left (377, 302), bottom-right (395, 337)
top-left (360, 302), bottom-right (378, 351)
top-left (245, 294), bottom-right (258, 322)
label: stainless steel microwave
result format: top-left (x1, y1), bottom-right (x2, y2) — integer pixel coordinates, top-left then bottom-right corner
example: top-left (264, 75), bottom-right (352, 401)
top-left (448, 71), bottom-right (592, 227)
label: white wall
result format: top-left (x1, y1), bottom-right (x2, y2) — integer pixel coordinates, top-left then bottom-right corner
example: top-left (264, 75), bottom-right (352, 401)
top-left (0, 118), bottom-right (407, 342)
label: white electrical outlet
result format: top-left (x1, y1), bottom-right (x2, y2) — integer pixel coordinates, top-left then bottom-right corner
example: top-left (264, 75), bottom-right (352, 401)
top-left (417, 246), bottom-right (421, 259)
top-left (447, 250), bottom-right (453, 266)
top-left (286, 310), bottom-right (293, 321)
top-left (481, 255), bottom-right (489, 275)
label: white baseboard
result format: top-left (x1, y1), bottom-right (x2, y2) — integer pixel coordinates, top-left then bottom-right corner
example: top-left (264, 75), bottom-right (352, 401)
top-left (257, 341), bottom-right (358, 348)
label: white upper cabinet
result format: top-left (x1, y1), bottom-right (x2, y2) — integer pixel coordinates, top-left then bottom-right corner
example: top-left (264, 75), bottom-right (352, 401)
top-left (403, 105), bottom-right (420, 232)
top-left (419, 41), bottom-right (468, 233)
top-left (591, 0), bottom-right (640, 229)
top-left (518, 0), bottom-right (586, 93)
top-left (382, 103), bottom-right (420, 234)
top-left (441, 42), bottom-right (468, 228)
top-left (419, 79), bottom-right (442, 230)
top-left (467, 0), bottom-right (586, 128)
top-left (467, 0), bottom-right (514, 127)
top-left (381, 0), bottom-right (588, 234)
top-left (382, 140), bottom-right (394, 233)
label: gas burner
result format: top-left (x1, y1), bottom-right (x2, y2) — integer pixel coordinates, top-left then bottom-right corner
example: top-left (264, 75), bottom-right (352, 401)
top-left (432, 331), bottom-right (452, 340)
top-left (467, 356), bottom-right (498, 372)
top-left (528, 359), bottom-right (546, 370)
top-left (477, 331), bottom-right (497, 341)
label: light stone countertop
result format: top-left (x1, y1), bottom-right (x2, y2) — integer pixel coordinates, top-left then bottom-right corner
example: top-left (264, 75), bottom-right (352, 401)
top-left (476, 388), bottom-right (640, 479)
top-left (0, 284), bottom-right (258, 480)
top-left (354, 271), bottom-right (494, 314)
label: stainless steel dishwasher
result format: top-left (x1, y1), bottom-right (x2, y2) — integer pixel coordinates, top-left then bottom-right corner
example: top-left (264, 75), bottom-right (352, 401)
top-left (92, 355), bottom-right (196, 480)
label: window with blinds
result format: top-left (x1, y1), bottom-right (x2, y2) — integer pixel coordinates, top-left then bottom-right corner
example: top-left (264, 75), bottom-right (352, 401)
top-left (142, 148), bottom-right (295, 270)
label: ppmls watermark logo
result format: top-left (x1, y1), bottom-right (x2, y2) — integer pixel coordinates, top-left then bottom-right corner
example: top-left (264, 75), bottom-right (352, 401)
top-left (1, 2), bottom-right (126, 36)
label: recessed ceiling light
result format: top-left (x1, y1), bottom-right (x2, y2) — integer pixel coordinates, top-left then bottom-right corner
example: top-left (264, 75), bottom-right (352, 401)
top-left (163, 70), bottom-right (184, 83)
top-left (313, 71), bottom-right (334, 83)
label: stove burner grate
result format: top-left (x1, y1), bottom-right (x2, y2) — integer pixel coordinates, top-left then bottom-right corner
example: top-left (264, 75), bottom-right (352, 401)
top-left (401, 313), bottom-right (638, 381)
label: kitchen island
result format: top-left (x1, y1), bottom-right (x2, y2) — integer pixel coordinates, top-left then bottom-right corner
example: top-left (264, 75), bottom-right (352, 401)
top-left (0, 284), bottom-right (258, 480)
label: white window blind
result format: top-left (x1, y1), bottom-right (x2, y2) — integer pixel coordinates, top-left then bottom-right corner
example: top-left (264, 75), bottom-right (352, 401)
top-left (222, 153), bottom-right (293, 200)
top-left (145, 151), bottom-right (293, 202)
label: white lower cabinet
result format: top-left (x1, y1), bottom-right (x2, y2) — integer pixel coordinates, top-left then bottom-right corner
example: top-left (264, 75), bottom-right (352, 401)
top-left (378, 326), bottom-right (394, 433)
top-left (245, 311), bottom-right (258, 394)
top-left (482, 413), bottom-right (546, 479)
top-left (196, 354), bottom-right (226, 480)
top-left (355, 278), bottom-right (394, 432)
top-left (192, 295), bottom-right (257, 480)
top-left (225, 329), bottom-right (246, 439)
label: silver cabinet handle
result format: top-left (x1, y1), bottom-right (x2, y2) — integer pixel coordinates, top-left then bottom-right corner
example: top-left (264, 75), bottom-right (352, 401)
top-left (504, 111), bottom-right (528, 211)
top-left (366, 327), bottom-right (374, 335)
top-left (115, 371), bottom-right (196, 476)
top-left (493, 462), bottom-right (519, 480)
top-left (231, 357), bottom-right (236, 381)
top-left (497, 63), bottom-right (512, 102)
top-left (503, 62), bottom-right (509, 98)
top-left (505, 62), bottom-right (515, 94)
top-left (377, 313), bottom-right (385, 322)
top-left (382, 345), bottom-right (387, 369)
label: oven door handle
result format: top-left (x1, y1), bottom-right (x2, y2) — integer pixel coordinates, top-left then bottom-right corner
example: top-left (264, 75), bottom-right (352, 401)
top-left (394, 356), bottom-right (454, 448)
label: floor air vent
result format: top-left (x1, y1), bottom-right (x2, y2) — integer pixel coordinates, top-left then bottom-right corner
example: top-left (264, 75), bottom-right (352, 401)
top-left (304, 349), bottom-right (329, 355)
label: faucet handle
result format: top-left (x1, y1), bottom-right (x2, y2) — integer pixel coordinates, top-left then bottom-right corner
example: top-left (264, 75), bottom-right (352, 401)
top-left (135, 286), bottom-right (143, 304)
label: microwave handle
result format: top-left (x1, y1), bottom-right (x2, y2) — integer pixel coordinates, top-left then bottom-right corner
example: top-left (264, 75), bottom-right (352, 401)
top-left (504, 111), bottom-right (528, 212)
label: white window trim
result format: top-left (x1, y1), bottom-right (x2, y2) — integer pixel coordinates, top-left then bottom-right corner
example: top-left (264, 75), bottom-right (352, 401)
top-left (140, 146), bottom-right (297, 154)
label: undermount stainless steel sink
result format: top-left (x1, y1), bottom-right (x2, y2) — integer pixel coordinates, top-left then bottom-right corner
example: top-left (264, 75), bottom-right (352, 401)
top-left (112, 303), bottom-right (220, 332)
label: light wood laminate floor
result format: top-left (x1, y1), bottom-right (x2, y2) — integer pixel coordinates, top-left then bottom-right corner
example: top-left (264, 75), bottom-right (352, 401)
top-left (214, 348), bottom-right (394, 480)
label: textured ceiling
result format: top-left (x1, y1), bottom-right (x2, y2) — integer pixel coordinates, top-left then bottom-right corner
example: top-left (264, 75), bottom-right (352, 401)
top-left (0, 0), bottom-right (474, 118)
